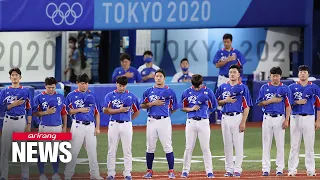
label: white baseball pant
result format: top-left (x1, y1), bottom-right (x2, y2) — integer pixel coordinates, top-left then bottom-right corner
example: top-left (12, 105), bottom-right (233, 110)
top-left (39, 124), bottom-right (62, 133)
top-left (262, 114), bottom-right (285, 173)
top-left (107, 120), bottom-right (133, 177)
top-left (146, 117), bottom-right (173, 153)
top-left (0, 115), bottom-right (29, 179)
top-left (221, 113), bottom-right (244, 173)
top-left (288, 115), bottom-right (315, 174)
top-left (182, 118), bottom-right (213, 174)
top-left (64, 120), bottom-right (101, 179)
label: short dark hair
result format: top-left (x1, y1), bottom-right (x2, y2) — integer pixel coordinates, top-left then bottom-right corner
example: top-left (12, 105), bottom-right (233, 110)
top-left (298, 65), bottom-right (309, 72)
top-left (9, 68), bottom-right (21, 76)
top-left (223, 33), bottom-right (233, 41)
top-left (143, 50), bottom-right (153, 57)
top-left (191, 74), bottom-right (203, 88)
top-left (68, 36), bottom-right (77, 43)
top-left (45, 77), bottom-right (57, 85)
top-left (120, 53), bottom-right (131, 61)
top-left (155, 69), bottom-right (166, 77)
top-left (116, 76), bottom-right (128, 85)
top-left (270, 66), bottom-right (282, 75)
top-left (180, 58), bottom-right (189, 64)
top-left (229, 64), bottom-right (241, 73)
top-left (76, 73), bottom-right (90, 83)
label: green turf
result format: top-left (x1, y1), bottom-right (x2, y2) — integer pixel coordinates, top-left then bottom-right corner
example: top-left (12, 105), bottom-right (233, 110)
top-left (8, 127), bottom-right (320, 175)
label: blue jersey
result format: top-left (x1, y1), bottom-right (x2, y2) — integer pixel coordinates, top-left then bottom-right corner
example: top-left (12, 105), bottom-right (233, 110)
top-left (256, 82), bottom-right (292, 114)
top-left (104, 90), bottom-right (140, 121)
top-left (0, 89), bottom-right (5, 128)
top-left (215, 82), bottom-right (252, 113)
top-left (33, 91), bottom-right (67, 126)
top-left (65, 89), bottom-right (99, 122)
top-left (0, 86), bottom-right (33, 116)
top-left (181, 86), bottom-right (218, 119)
top-left (112, 66), bottom-right (142, 83)
top-left (289, 82), bottom-right (320, 115)
top-left (138, 64), bottom-right (160, 83)
top-left (213, 48), bottom-right (246, 76)
top-left (141, 86), bottom-right (179, 117)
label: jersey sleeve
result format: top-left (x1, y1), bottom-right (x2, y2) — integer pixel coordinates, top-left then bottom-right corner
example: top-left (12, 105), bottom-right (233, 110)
top-left (103, 93), bottom-right (112, 109)
top-left (72, 49), bottom-right (79, 61)
top-left (284, 86), bottom-right (291, 107)
top-left (213, 50), bottom-right (222, 64)
top-left (25, 89), bottom-right (33, 116)
top-left (60, 96), bottom-right (68, 116)
top-left (65, 93), bottom-right (73, 112)
top-left (171, 73), bottom-right (179, 82)
top-left (137, 65), bottom-right (143, 73)
top-left (135, 68), bottom-right (142, 83)
top-left (169, 89), bottom-right (179, 111)
top-left (256, 85), bottom-right (265, 104)
top-left (208, 89), bottom-right (218, 111)
top-left (33, 95), bottom-right (41, 113)
top-left (314, 85), bottom-right (320, 110)
top-left (140, 89), bottom-right (149, 104)
top-left (215, 85), bottom-right (222, 100)
top-left (131, 94), bottom-right (140, 113)
top-left (242, 85), bottom-right (252, 108)
top-left (111, 68), bottom-right (119, 83)
top-left (236, 49), bottom-right (246, 66)
top-left (0, 89), bottom-right (6, 112)
top-left (181, 90), bottom-right (188, 108)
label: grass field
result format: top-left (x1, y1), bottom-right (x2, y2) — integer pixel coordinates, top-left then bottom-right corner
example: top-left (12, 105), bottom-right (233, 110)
top-left (7, 123), bottom-right (320, 179)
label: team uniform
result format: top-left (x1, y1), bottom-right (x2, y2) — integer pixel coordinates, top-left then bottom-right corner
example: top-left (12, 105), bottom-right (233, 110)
top-left (181, 86), bottom-right (218, 177)
top-left (215, 82), bottom-right (252, 176)
top-left (0, 86), bottom-right (32, 179)
top-left (171, 71), bottom-right (194, 83)
top-left (64, 89), bottom-right (103, 180)
top-left (33, 91), bottom-right (67, 179)
top-left (256, 82), bottom-right (292, 175)
top-left (112, 66), bottom-right (142, 83)
top-left (287, 81), bottom-right (320, 176)
top-left (213, 48), bottom-right (246, 87)
top-left (138, 64), bottom-right (160, 83)
top-left (141, 86), bottom-right (179, 178)
top-left (104, 90), bottom-right (140, 179)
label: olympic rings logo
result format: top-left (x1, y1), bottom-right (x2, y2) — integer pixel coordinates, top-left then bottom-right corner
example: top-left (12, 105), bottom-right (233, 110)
top-left (46, 2), bottom-right (83, 26)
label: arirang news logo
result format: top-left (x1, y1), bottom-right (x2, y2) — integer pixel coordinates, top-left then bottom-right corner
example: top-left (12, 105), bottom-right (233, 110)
top-left (46, 2), bottom-right (83, 26)
top-left (12, 132), bottom-right (72, 163)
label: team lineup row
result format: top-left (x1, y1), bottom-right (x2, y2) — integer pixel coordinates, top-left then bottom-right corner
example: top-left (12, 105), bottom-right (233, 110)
top-left (0, 64), bottom-right (320, 180)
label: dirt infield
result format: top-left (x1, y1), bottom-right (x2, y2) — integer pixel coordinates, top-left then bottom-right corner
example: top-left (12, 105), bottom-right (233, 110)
top-left (100, 122), bottom-right (263, 133)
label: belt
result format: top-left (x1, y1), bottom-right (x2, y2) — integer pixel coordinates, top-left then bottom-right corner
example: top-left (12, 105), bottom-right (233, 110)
top-left (190, 117), bottom-right (206, 121)
top-left (111, 120), bottom-right (129, 123)
top-left (223, 112), bottom-right (240, 116)
top-left (5, 115), bottom-right (24, 120)
top-left (75, 120), bottom-right (92, 125)
top-left (148, 116), bottom-right (168, 120)
top-left (264, 113), bottom-right (283, 118)
top-left (297, 114), bottom-right (312, 116)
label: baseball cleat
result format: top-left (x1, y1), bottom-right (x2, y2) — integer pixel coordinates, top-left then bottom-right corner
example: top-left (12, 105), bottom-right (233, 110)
top-left (307, 171), bottom-right (316, 176)
top-left (39, 174), bottom-right (48, 180)
top-left (224, 172), bottom-right (233, 177)
top-left (181, 172), bottom-right (188, 178)
top-left (143, 169), bottom-right (153, 178)
top-left (276, 172), bottom-right (283, 176)
top-left (51, 173), bottom-right (61, 180)
top-left (207, 173), bottom-right (215, 178)
top-left (234, 172), bottom-right (241, 177)
top-left (124, 176), bottom-right (132, 180)
top-left (168, 170), bottom-right (175, 179)
top-left (262, 172), bottom-right (269, 176)
top-left (288, 171), bottom-right (296, 176)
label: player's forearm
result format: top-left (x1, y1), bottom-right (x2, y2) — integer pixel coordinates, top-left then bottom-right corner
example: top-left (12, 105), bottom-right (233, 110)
top-left (69, 108), bottom-right (80, 115)
top-left (142, 76), bottom-right (150, 81)
top-left (103, 107), bottom-right (122, 114)
top-left (7, 103), bottom-right (16, 110)
top-left (62, 115), bottom-right (67, 128)
top-left (95, 114), bottom-right (100, 128)
top-left (182, 107), bottom-right (194, 112)
top-left (215, 60), bottom-right (230, 68)
top-left (241, 107), bottom-right (250, 123)
top-left (218, 100), bottom-right (227, 106)
top-left (258, 99), bottom-right (273, 106)
top-left (33, 111), bottom-right (48, 117)
top-left (285, 106), bottom-right (291, 121)
top-left (141, 102), bottom-right (154, 109)
top-left (132, 111), bottom-right (140, 120)
top-left (316, 110), bottom-right (320, 121)
top-left (27, 116), bottom-right (32, 124)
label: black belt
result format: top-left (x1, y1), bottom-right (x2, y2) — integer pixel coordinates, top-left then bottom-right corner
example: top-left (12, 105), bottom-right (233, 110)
top-left (111, 120), bottom-right (129, 123)
top-left (190, 117), bottom-right (206, 121)
top-left (264, 113), bottom-right (283, 118)
top-left (75, 120), bottom-right (92, 125)
top-left (148, 116), bottom-right (168, 120)
top-left (5, 115), bottom-right (24, 120)
top-left (223, 112), bottom-right (240, 116)
top-left (297, 114), bottom-right (312, 116)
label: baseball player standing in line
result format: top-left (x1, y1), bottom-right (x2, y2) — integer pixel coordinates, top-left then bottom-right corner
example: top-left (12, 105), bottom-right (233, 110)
top-left (140, 69), bottom-right (179, 179)
top-left (180, 74), bottom-right (218, 178)
top-left (64, 73), bottom-right (103, 180)
top-left (0, 88), bottom-right (6, 173)
top-left (215, 65), bottom-right (252, 178)
top-left (33, 77), bottom-right (68, 180)
top-left (0, 68), bottom-right (32, 180)
top-left (213, 34), bottom-right (246, 124)
top-left (256, 66), bottom-right (291, 176)
top-left (287, 65), bottom-right (320, 176)
top-left (103, 76), bottom-right (140, 180)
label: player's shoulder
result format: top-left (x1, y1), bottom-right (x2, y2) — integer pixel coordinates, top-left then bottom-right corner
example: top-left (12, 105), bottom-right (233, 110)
top-left (137, 64), bottom-right (147, 71)
top-left (130, 66), bottom-right (138, 71)
top-left (152, 64), bottom-right (160, 70)
top-left (182, 86), bottom-right (192, 94)
top-left (56, 93), bottom-right (65, 99)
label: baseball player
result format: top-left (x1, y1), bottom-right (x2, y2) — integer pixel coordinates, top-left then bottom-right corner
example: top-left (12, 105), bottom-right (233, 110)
top-left (103, 76), bottom-right (140, 180)
top-left (0, 68), bottom-right (32, 180)
top-left (0, 88), bottom-right (5, 173)
top-left (138, 51), bottom-right (160, 83)
top-left (140, 69), bottom-right (179, 179)
top-left (180, 74), bottom-right (218, 178)
top-left (112, 53), bottom-right (142, 83)
top-left (256, 66), bottom-right (292, 176)
top-left (215, 65), bottom-right (252, 178)
top-left (213, 33), bottom-right (246, 124)
top-left (63, 73), bottom-right (103, 180)
top-left (171, 58), bottom-right (194, 83)
top-left (287, 65), bottom-right (320, 176)
top-left (33, 77), bottom-right (68, 180)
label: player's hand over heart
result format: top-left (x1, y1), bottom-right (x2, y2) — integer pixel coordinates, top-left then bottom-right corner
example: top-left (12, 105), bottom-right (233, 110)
top-left (239, 122), bottom-right (246, 132)
top-left (225, 96), bottom-right (237, 103)
top-left (119, 106), bottom-right (130, 112)
top-left (12, 97), bottom-right (25, 107)
top-left (271, 97), bottom-right (283, 103)
top-left (124, 72), bottom-right (134, 78)
top-left (79, 107), bottom-right (90, 113)
top-left (227, 54), bottom-right (237, 61)
top-left (192, 105), bottom-right (200, 111)
top-left (296, 99), bottom-right (307, 105)
top-left (153, 99), bottom-right (165, 106)
top-left (315, 120), bottom-right (320, 130)
top-left (46, 106), bottom-right (56, 115)
top-left (282, 119), bottom-right (289, 129)
top-left (148, 72), bottom-right (155, 79)
top-left (94, 127), bottom-right (100, 136)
